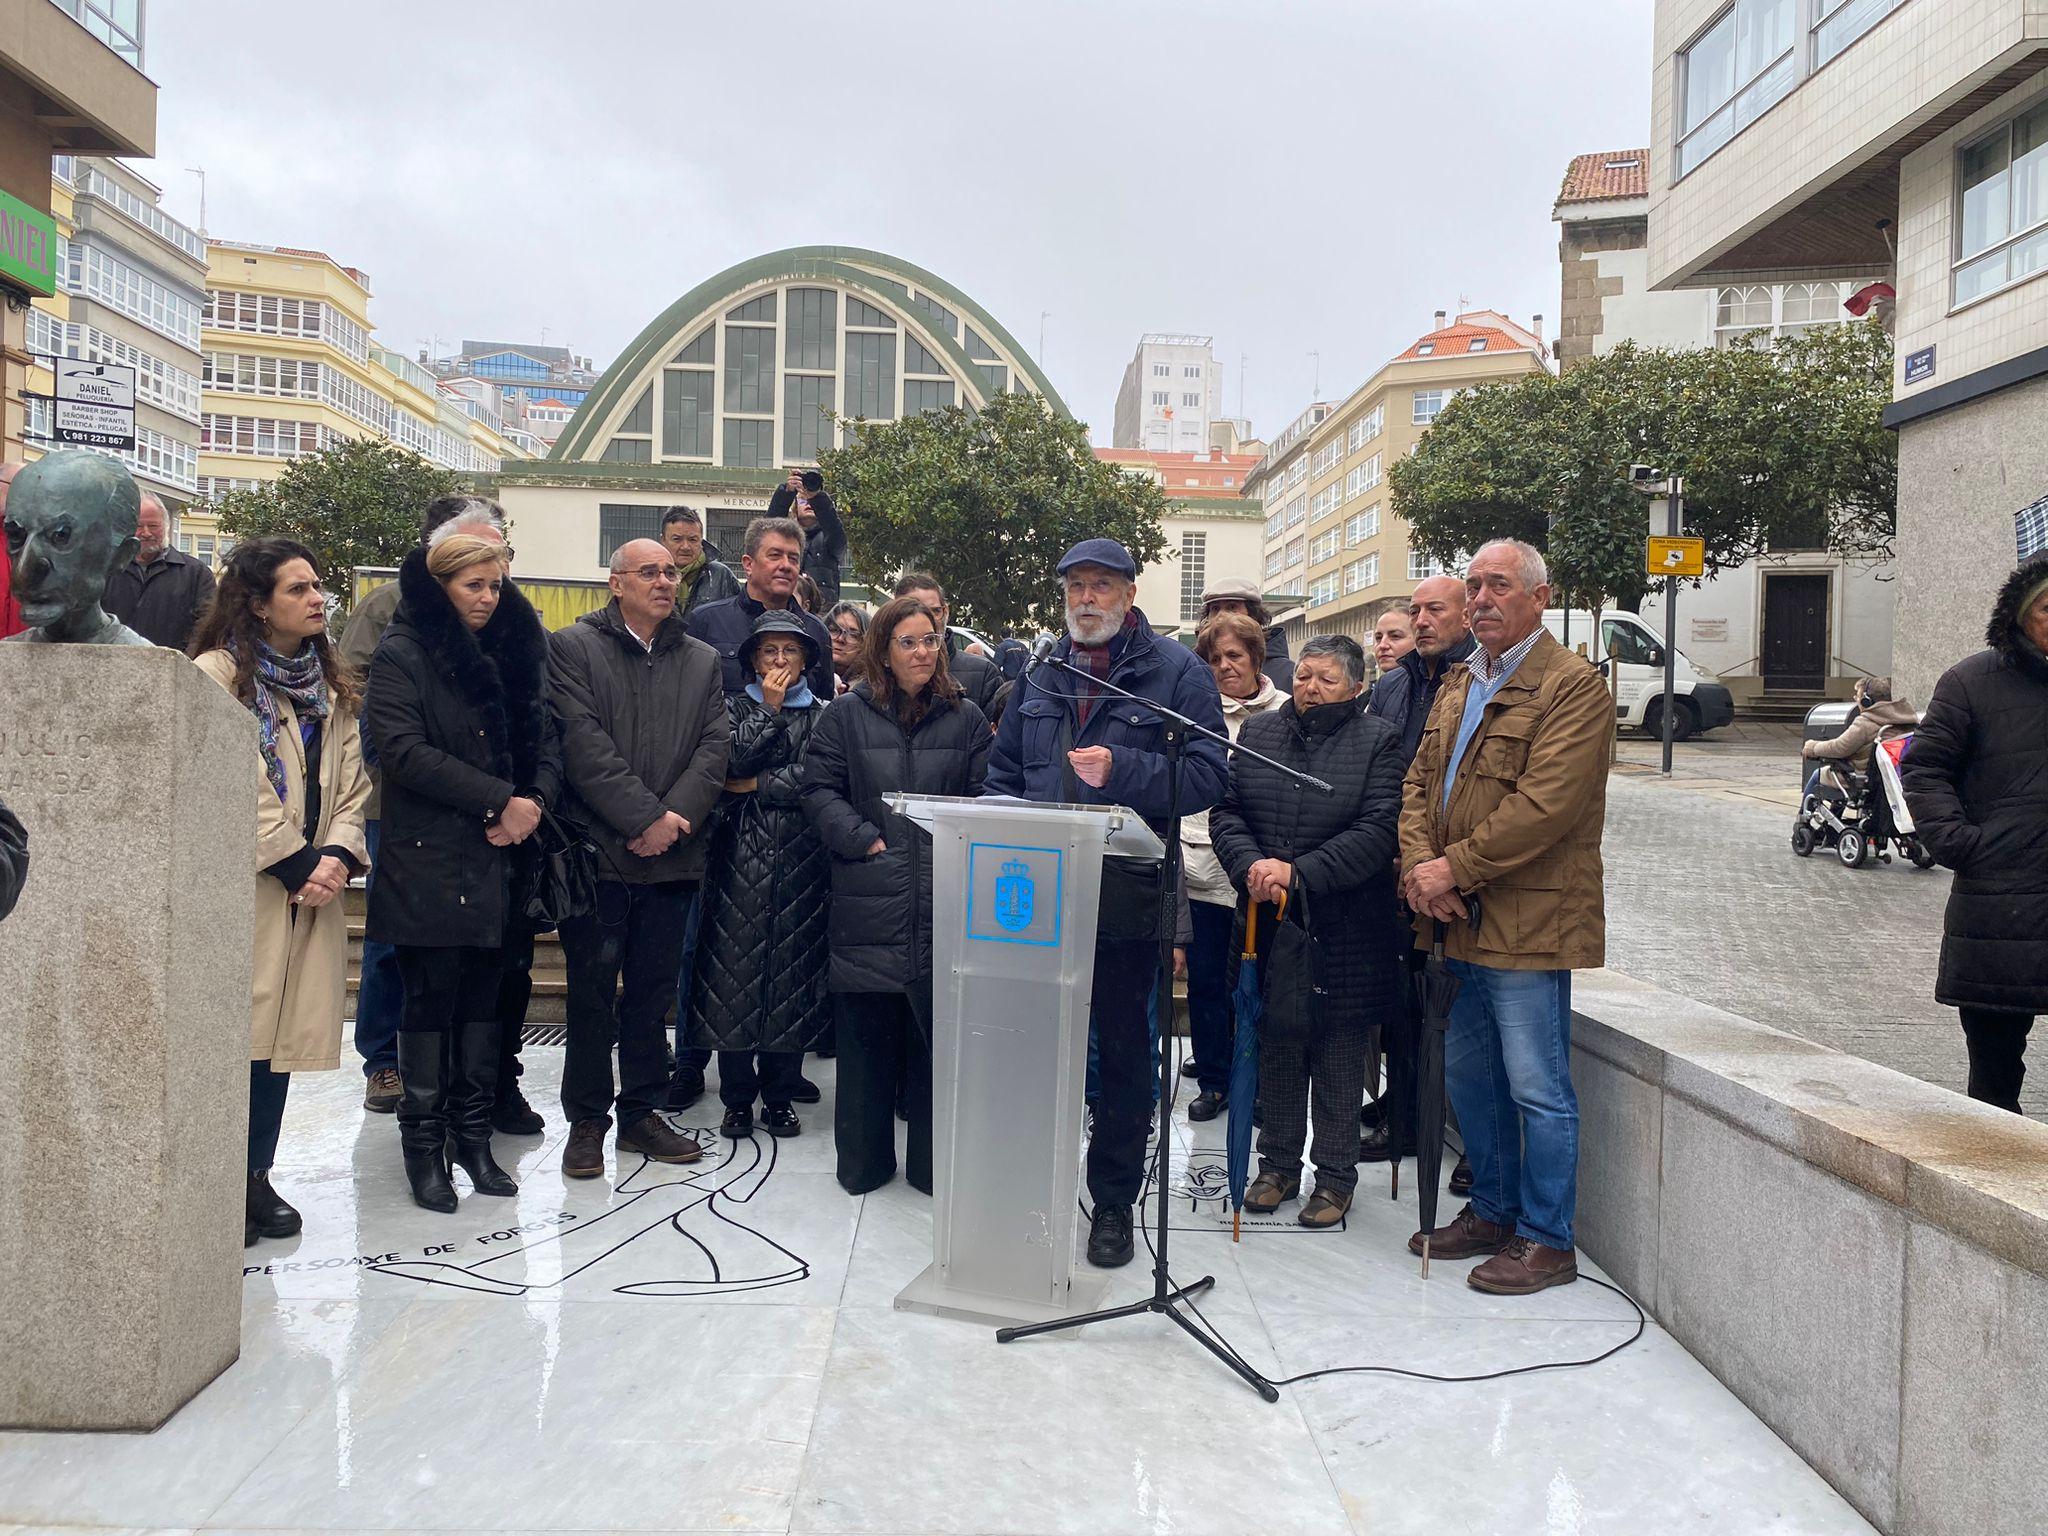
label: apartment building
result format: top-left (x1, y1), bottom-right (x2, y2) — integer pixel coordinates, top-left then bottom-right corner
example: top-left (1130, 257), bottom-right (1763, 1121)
top-left (1095, 447), bottom-right (1266, 637)
top-left (23, 156), bottom-right (203, 515)
top-left (0, 0), bottom-right (153, 462)
top-left (181, 241), bottom-right (529, 565)
top-left (1648, 0), bottom-right (2048, 704)
top-left (1112, 334), bottom-right (1223, 451)
top-left (1557, 147), bottom-right (1894, 704)
top-left (1247, 313), bottom-right (1550, 651)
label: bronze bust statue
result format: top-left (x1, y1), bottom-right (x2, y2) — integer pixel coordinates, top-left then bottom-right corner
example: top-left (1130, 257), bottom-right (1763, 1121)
top-left (3, 450), bottom-right (152, 646)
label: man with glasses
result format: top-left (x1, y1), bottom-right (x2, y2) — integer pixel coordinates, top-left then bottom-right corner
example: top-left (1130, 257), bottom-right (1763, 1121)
top-left (985, 538), bottom-right (1228, 1267)
top-left (660, 505), bottom-right (740, 618)
top-left (548, 538), bottom-right (731, 1180)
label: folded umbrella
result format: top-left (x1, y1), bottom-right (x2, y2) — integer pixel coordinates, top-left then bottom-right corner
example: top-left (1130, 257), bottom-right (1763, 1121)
top-left (1225, 893), bottom-right (1282, 1242)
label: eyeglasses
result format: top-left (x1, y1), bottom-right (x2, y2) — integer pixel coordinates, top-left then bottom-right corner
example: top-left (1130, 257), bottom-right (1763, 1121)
top-left (830, 624), bottom-right (864, 640)
top-left (628, 565), bottom-right (681, 584)
top-left (891, 635), bottom-right (943, 653)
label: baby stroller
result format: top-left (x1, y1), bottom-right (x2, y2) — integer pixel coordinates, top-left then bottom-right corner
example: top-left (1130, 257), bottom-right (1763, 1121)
top-left (1792, 732), bottom-right (1935, 868)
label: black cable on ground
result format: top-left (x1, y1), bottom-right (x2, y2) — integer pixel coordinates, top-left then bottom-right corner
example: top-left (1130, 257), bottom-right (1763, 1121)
top-left (1086, 1022), bottom-right (1649, 1392)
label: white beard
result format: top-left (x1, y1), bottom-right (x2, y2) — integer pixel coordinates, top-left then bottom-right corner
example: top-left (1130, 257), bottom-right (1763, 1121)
top-left (1066, 598), bottom-right (1129, 646)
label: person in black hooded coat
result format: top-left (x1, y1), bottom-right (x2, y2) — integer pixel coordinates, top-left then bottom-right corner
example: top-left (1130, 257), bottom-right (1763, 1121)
top-left (364, 537), bottom-right (560, 1213)
top-left (690, 609), bottom-right (833, 1138)
top-left (802, 595), bottom-right (991, 1194)
top-left (1902, 555), bottom-right (2048, 1114)
top-left (1210, 635), bottom-right (1406, 1227)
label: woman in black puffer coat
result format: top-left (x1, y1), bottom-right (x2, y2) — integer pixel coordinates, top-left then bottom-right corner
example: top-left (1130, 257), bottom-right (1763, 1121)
top-left (802, 595), bottom-right (990, 1194)
top-left (690, 610), bottom-right (832, 1139)
top-left (1210, 635), bottom-right (1406, 1228)
top-left (1902, 555), bottom-right (2048, 1114)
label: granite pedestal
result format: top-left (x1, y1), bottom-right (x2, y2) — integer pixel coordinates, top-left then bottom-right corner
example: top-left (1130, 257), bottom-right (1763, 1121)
top-left (0, 645), bottom-right (255, 1430)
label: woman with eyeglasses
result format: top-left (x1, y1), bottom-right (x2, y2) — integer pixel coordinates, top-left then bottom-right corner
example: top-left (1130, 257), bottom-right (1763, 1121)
top-left (802, 596), bottom-right (991, 1194)
top-left (825, 601), bottom-right (869, 695)
top-left (689, 610), bottom-right (833, 1139)
top-left (189, 537), bottom-right (371, 1247)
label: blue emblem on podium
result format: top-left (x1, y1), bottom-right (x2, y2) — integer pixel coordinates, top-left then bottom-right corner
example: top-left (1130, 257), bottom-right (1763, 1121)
top-left (994, 859), bottom-right (1034, 932)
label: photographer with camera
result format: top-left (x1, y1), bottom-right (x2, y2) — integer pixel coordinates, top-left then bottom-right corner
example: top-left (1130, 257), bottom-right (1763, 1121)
top-left (769, 469), bottom-right (848, 605)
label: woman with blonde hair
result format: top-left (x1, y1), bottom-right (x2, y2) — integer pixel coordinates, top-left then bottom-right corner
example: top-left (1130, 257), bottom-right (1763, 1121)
top-left (189, 536), bottom-right (371, 1247)
top-left (364, 532), bottom-right (559, 1214)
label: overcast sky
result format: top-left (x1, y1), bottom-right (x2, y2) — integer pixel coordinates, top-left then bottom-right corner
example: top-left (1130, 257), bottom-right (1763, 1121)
top-left (143, 0), bottom-right (1653, 445)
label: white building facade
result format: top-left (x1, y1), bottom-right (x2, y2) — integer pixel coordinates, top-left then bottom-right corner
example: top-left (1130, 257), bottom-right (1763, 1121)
top-left (1112, 334), bottom-right (1222, 452)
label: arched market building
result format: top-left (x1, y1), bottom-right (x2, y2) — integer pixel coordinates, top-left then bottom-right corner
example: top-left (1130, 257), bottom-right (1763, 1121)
top-left (489, 247), bottom-right (1059, 590)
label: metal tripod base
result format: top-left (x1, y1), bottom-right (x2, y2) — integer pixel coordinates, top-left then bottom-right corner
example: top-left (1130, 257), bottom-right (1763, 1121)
top-left (996, 1273), bottom-right (1283, 1402)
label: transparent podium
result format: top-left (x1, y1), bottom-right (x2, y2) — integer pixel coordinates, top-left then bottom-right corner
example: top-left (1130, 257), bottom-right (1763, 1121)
top-left (888, 793), bottom-right (1165, 1329)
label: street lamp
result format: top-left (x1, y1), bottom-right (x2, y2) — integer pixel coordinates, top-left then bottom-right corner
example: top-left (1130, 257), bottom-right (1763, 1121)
top-left (1628, 466), bottom-right (1684, 776)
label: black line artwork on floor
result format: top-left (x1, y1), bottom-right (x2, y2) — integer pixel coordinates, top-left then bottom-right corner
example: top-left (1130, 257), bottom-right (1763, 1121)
top-left (1154, 1149), bottom-right (1351, 1235)
top-left (368, 1126), bottom-right (811, 1298)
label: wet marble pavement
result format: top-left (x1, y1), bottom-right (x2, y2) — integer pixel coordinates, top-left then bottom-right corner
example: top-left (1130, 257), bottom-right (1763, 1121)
top-left (0, 1051), bottom-right (1874, 1535)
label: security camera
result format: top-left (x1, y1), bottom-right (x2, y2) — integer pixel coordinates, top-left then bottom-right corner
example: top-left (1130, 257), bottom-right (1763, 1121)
top-left (1629, 464), bottom-right (1661, 484)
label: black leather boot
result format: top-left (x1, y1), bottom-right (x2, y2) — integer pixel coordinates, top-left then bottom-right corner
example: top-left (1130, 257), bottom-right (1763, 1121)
top-left (397, 1031), bottom-right (458, 1214)
top-left (450, 1017), bottom-right (517, 1197)
top-left (246, 1169), bottom-right (301, 1240)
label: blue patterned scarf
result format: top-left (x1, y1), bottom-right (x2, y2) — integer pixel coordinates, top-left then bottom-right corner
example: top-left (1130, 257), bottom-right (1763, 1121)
top-left (241, 638), bottom-right (331, 803)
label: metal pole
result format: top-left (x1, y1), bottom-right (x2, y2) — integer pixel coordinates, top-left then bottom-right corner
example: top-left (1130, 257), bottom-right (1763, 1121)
top-left (1661, 482), bottom-right (1681, 776)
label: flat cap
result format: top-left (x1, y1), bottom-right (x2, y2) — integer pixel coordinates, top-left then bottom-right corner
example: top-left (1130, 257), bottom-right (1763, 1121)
top-left (1056, 537), bottom-right (1137, 578)
top-left (1200, 576), bottom-right (1262, 606)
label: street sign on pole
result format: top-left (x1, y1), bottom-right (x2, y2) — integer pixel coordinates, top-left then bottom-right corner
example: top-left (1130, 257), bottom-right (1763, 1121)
top-left (53, 359), bottom-right (137, 452)
top-left (1646, 535), bottom-right (1704, 578)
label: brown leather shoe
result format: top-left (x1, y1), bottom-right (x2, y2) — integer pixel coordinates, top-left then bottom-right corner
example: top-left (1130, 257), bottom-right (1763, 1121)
top-left (1407, 1203), bottom-right (1514, 1260)
top-left (562, 1116), bottom-right (609, 1179)
top-left (1468, 1236), bottom-right (1578, 1295)
top-left (1243, 1170), bottom-right (1300, 1213)
top-left (363, 1068), bottom-right (401, 1114)
top-left (1298, 1184), bottom-right (1352, 1228)
top-left (617, 1114), bottom-right (705, 1165)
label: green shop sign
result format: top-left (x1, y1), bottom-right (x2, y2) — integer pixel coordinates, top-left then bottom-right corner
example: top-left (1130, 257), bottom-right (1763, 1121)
top-left (0, 189), bottom-right (56, 297)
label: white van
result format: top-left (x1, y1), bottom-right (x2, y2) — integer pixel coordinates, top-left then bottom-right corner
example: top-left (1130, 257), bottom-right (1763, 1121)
top-left (1541, 608), bottom-right (1734, 740)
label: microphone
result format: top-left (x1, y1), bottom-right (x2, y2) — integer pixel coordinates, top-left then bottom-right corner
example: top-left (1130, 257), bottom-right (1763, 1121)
top-left (1026, 633), bottom-right (1058, 672)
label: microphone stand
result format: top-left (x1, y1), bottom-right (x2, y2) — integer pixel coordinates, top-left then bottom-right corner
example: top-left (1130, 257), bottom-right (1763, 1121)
top-left (994, 649), bottom-right (1333, 1403)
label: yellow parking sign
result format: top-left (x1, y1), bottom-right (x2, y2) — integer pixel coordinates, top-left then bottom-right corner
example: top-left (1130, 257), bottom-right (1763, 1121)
top-left (1646, 536), bottom-right (1704, 578)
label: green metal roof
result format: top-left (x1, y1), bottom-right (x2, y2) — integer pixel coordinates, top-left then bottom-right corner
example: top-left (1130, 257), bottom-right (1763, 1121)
top-left (551, 246), bottom-right (1069, 462)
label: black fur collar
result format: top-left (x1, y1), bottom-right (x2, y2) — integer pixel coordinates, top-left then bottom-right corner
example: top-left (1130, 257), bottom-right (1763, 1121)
top-left (1987, 555), bottom-right (2048, 658)
top-left (395, 547), bottom-right (550, 786)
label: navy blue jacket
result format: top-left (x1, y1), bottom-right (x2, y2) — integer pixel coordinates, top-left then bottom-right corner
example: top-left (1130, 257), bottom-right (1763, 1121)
top-left (985, 609), bottom-right (1228, 834)
top-left (1365, 633), bottom-right (1476, 766)
top-left (686, 591), bottom-right (835, 702)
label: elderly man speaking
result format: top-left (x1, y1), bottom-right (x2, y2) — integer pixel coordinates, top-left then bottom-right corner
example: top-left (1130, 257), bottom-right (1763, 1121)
top-left (985, 537), bottom-right (1227, 1268)
top-left (1398, 538), bottom-right (1610, 1296)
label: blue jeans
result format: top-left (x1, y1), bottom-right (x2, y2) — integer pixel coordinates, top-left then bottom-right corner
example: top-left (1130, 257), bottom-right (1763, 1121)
top-left (1442, 962), bottom-right (1578, 1251)
top-left (353, 819), bottom-right (403, 1077)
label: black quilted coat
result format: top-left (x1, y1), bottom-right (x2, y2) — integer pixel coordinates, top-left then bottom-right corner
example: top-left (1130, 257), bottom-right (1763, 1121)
top-left (1209, 699), bottom-right (1407, 1032)
top-left (362, 549), bottom-right (560, 950)
top-left (1902, 557), bottom-right (2048, 1011)
top-left (688, 689), bottom-right (833, 1052)
top-left (801, 682), bottom-right (991, 994)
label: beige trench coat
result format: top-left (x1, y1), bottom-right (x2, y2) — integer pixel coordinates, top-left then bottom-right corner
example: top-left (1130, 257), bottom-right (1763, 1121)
top-left (194, 649), bottom-right (372, 1071)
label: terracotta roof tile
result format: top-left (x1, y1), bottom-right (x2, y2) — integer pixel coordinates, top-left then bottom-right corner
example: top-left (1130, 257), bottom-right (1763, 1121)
top-left (1556, 149), bottom-right (1650, 206)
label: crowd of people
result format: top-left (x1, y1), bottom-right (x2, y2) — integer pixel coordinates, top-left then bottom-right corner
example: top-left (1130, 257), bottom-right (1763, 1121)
top-left (3, 458), bottom-right (2042, 1290)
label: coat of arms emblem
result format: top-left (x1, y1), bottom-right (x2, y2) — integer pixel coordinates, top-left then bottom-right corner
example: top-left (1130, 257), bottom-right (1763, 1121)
top-left (994, 857), bottom-right (1034, 932)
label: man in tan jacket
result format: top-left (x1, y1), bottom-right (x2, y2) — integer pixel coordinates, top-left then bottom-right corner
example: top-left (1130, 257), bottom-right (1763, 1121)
top-left (1398, 539), bottom-right (1611, 1295)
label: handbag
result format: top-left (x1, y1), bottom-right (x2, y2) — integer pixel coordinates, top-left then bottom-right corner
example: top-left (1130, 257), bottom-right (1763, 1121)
top-left (1261, 880), bottom-right (1325, 1043)
top-left (520, 807), bottom-right (600, 931)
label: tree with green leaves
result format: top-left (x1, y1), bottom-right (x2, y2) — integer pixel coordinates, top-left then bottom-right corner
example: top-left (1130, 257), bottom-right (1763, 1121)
top-left (817, 390), bottom-right (1171, 635)
top-left (1390, 320), bottom-right (1896, 613)
top-left (212, 437), bottom-right (460, 615)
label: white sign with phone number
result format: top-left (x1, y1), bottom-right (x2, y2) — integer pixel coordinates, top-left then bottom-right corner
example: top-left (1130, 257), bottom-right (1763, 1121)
top-left (53, 358), bottom-right (136, 451)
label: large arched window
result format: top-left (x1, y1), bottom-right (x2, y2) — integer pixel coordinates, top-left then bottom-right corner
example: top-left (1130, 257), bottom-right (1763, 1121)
top-left (555, 249), bottom-right (1064, 469)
